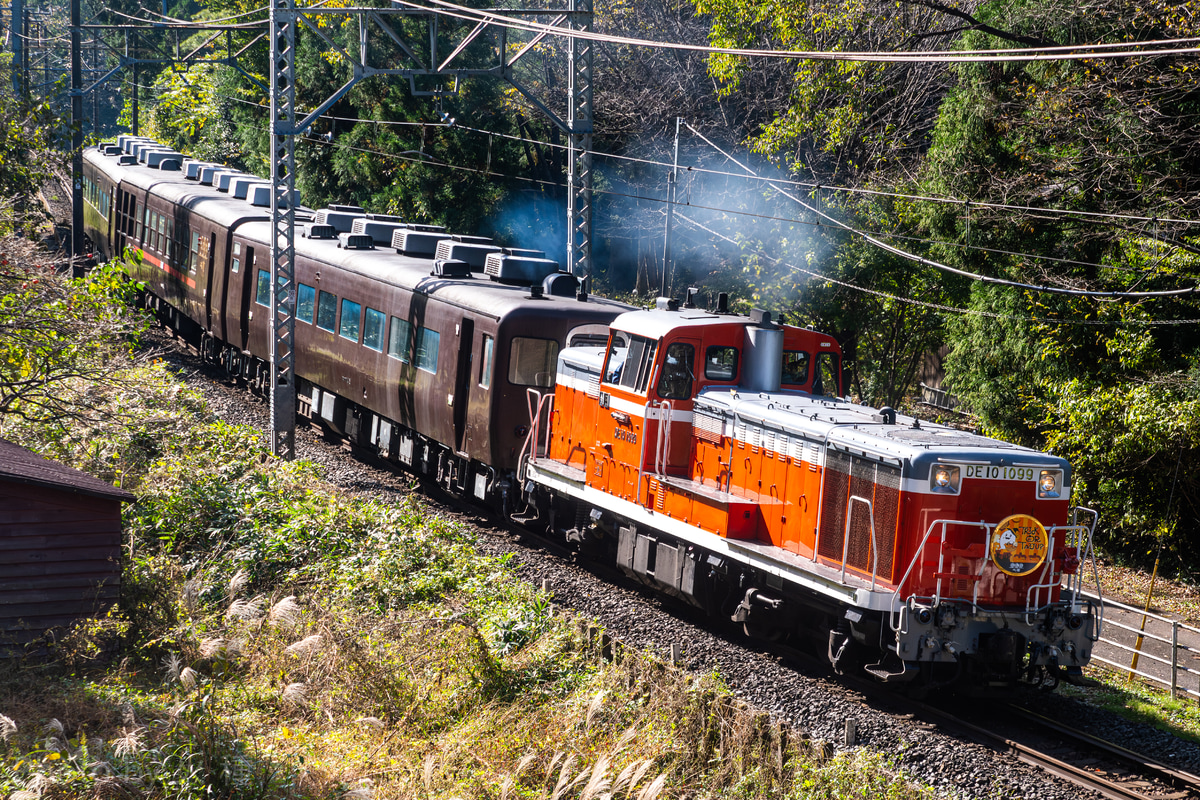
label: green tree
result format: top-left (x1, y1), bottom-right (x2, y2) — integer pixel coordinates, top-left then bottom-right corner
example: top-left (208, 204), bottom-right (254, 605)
top-left (0, 255), bottom-right (148, 425)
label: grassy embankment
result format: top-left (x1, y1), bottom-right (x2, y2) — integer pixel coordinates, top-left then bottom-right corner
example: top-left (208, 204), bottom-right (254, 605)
top-left (0, 255), bottom-right (938, 798)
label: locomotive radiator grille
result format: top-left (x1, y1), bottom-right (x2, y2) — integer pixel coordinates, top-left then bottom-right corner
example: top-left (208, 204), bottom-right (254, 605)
top-left (692, 408), bottom-right (723, 444)
top-left (817, 451), bottom-right (901, 582)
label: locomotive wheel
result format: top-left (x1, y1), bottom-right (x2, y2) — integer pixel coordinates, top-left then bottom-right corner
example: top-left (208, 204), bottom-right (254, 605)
top-left (742, 619), bottom-right (785, 643)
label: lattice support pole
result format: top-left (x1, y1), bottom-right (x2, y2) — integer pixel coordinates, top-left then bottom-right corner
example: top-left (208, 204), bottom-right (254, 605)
top-left (269, 0), bottom-right (298, 459)
top-left (566, 0), bottom-right (593, 278)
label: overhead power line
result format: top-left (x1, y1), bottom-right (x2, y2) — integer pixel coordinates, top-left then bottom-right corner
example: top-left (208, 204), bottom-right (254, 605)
top-left (676, 213), bottom-right (1200, 328)
top-left (91, 0), bottom-right (1200, 62)
top-left (126, 79), bottom-right (1198, 292)
top-left (394, 0), bottom-right (1200, 63)
top-left (123, 88), bottom-right (1200, 324)
top-left (683, 123), bottom-right (1200, 300)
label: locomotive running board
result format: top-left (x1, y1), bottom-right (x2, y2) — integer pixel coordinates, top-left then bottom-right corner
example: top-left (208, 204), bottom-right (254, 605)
top-left (525, 458), bottom-right (900, 613)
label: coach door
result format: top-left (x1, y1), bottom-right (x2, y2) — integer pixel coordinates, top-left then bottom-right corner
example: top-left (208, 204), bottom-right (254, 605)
top-left (453, 317), bottom-right (474, 454)
top-left (238, 246), bottom-right (255, 350)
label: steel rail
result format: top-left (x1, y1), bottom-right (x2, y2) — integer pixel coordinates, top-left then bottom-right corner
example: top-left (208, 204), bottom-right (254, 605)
top-left (921, 701), bottom-right (1200, 800)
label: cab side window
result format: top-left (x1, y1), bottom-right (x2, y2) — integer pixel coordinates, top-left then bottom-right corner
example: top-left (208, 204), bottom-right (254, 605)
top-left (657, 342), bottom-right (695, 399)
top-left (705, 346), bottom-right (738, 381)
top-left (781, 351), bottom-right (809, 386)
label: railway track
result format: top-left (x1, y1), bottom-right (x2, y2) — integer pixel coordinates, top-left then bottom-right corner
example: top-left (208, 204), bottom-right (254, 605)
top-left (918, 700), bottom-right (1200, 799)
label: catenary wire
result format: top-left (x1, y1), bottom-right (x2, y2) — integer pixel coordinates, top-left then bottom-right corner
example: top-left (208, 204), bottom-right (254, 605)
top-left (127, 93), bottom-right (1200, 326)
top-left (84, 0), bottom-right (1200, 62)
top-left (674, 213), bottom-right (1200, 327)
top-left (682, 122), bottom-right (1200, 299)
top-left (392, 0), bottom-right (1200, 63)
top-left (137, 78), bottom-right (1200, 233)
top-left (122, 78), bottom-right (1195, 288)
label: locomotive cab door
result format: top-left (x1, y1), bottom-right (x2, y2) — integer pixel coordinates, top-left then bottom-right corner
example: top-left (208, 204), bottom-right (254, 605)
top-left (648, 338), bottom-right (699, 478)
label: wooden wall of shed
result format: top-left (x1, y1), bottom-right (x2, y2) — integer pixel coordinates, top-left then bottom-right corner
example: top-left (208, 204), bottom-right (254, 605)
top-left (0, 480), bottom-right (123, 648)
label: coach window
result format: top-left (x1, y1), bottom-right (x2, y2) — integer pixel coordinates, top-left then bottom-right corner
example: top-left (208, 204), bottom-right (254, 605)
top-left (362, 307), bottom-right (385, 351)
top-left (339, 299), bottom-right (362, 342)
top-left (158, 215), bottom-right (167, 255)
top-left (296, 283), bottom-right (315, 324)
top-left (658, 342), bottom-right (695, 399)
top-left (480, 334), bottom-right (494, 388)
top-left (781, 351), bottom-right (810, 386)
top-left (316, 290), bottom-right (337, 332)
top-left (231, 242), bottom-right (242, 273)
top-left (189, 231), bottom-right (201, 275)
top-left (509, 337), bottom-right (559, 388)
top-left (255, 269), bottom-right (271, 307)
top-left (705, 346), bottom-right (738, 381)
top-left (388, 317), bottom-right (412, 362)
top-left (134, 203), bottom-right (144, 241)
top-left (415, 327), bottom-right (440, 373)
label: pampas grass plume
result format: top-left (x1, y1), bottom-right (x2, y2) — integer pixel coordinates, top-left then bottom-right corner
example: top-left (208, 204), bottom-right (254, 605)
top-left (229, 569), bottom-right (250, 595)
top-left (269, 596), bottom-right (302, 627)
top-left (285, 634), bottom-right (323, 656)
top-left (179, 667), bottom-right (199, 691)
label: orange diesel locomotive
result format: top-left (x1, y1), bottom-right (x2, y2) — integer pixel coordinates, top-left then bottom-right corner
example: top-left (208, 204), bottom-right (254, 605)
top-left (521, 298), bottom-right (1099, 689)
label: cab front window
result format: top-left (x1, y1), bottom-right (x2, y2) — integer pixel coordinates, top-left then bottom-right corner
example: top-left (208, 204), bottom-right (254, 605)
top-left (603, 333), bottom-right (657, 393)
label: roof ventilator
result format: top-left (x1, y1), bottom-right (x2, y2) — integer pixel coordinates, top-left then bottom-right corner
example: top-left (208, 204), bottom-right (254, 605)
top-left (432, 259), bottom-right (471, 278)
top-left (485, 253), bottom-right (560, 285)
top-left (338, 233), bottom-right (376, 250)
top-left (543, 271), bottom-right (581, 297)
top-left (303, 223), bottom-right (338, 240)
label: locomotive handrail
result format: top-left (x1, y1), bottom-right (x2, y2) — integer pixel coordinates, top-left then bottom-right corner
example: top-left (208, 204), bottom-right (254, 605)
top-left (517, 388), bottom-right (554, 482)
top-left (1069, 506), bottom-right (1104, 640)
top-left (890, 518), bottom-right (989, 634)
top-left (841, 495), bottom-right (880, 590)
top-left (655, 400), bottom-right (672, 475)
top-left (1023, 529), bottom-right (1061, 619)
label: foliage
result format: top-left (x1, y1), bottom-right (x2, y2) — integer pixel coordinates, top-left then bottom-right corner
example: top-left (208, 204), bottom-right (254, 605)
top-left (0, 255), bottom-right (151, 429)
top-left (693, 0), bottom-right (959, 184)
top-left (0, 78), bottom-right (67, 232)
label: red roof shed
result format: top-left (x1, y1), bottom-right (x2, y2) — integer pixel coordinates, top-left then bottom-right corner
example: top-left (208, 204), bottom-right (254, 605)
top-left (0, 437), bottom-right (134, 651)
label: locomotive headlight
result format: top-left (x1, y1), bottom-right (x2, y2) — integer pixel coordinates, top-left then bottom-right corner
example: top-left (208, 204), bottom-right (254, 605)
top-left (1038, 469), bottom-right (1062, 498)
top-left (930, 464), bottom-right (960, 494)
